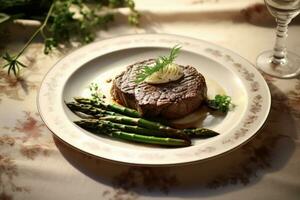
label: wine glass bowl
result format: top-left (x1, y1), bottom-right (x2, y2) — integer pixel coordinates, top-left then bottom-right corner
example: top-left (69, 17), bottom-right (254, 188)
top-left (256, 0), bottom-right (300, 78)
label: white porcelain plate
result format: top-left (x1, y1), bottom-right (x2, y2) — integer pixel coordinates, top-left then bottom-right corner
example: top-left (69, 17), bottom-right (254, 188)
top-left (38, 34), bottom-right (271, 166)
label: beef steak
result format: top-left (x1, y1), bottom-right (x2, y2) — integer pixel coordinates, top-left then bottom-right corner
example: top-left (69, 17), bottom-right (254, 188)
top-left (111, 59), bottom-right (207, 119)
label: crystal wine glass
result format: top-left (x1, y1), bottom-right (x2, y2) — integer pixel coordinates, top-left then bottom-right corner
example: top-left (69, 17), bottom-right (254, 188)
top-left (256, 0), bottom-right (300, 78)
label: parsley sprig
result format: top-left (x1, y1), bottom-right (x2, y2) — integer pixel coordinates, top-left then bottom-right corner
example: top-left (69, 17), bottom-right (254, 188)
top-left (135, 45), bottom-right (181, 83)
top-left (89, 82), bottom-right (106, 102)
top-left (207, 94), bottom-right (234, 113)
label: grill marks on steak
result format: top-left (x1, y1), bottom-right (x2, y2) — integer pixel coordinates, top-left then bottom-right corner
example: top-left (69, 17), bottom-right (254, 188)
top-left (111, 59), bottom-right (207, 119)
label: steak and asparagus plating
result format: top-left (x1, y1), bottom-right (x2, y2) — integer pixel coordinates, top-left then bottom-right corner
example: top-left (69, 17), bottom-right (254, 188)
top-left (65, 46), bottom-right (234, 147)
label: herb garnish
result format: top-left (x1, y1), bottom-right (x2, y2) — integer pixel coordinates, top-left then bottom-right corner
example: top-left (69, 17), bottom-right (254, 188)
top-left (135, 45), bottom-right (181, 83)
top-left (2, 3), bottom-right (54, 77)
top-left (89, 82), bottom-right (106, 102)
top-left (1, 0), bottom-right (140, 78)
top-left (207, 94), bottom-right (234, 113)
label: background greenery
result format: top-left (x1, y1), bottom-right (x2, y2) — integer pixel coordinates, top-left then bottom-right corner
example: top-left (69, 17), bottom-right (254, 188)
top-left (0, 0), bottom-right (139, 77)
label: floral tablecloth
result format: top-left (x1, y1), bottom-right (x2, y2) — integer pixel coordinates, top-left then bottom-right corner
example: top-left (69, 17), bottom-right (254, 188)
top-left (1, 0), bottom-right (300, 199)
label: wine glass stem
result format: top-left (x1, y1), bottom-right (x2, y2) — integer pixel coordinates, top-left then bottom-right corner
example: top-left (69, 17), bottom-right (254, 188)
top-left (272, 17), bottom-right (291, 65)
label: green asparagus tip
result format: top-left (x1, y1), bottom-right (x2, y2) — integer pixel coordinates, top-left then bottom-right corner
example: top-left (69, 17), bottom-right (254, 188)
top-left (66, 102), bottom-right (77, 109)
top-left (184, 128), bottom-right (219, 138)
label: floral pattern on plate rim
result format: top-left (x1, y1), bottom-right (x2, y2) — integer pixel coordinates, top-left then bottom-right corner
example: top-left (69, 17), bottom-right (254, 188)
top-left (204, 48), bottom-right (264, 146)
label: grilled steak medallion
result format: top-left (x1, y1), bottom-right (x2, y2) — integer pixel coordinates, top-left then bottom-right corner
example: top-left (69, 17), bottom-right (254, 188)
top-left (111, 59), bottom-right (207, 119)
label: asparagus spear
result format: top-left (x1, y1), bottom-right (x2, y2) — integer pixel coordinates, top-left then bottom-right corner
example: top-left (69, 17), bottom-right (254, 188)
top-left (99, 115), bottom-right (190, 140)
top-left (99, 115), bottom-right (219, 138)
top-left (66, 101), bottom-right (219, 139)
top-left (183, 128), bottom-right (219, 138)
top-left (76, 121), bottom-right (190, 147)
top-left (74, 96), bottom-right (170, 125)
top-left (76, 119), bottom-right (218, 139)
top-left (66, 101), bottom-right (188, 140)
top-left (66, 102), bottom-right (117, 117)
top-left (74, 97), bottom-right (142, 118)
top-left (75, 119), bottom-right (181, 138)
top-left (111, 130), bottom-right (190, 147)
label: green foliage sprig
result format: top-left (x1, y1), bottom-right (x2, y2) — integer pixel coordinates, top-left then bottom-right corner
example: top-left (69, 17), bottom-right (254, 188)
top-left (89, 82), bottom-right (106, 102)
top-left (135, 45), bottom-right (181, 83)
top-left (1, 0), bottom-right (139, 77)
top-left (207, 94), bottom-right (234, 113)
top-left (2, 3), bottom-right (54, 76)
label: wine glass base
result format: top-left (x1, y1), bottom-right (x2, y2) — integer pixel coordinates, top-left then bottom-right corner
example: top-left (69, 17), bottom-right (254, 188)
top-left (256, 51), bottom-right (300, 79)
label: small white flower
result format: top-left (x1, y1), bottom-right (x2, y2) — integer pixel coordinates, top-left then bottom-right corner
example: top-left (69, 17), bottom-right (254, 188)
top-left (69, 4), bottom-right (86, 21)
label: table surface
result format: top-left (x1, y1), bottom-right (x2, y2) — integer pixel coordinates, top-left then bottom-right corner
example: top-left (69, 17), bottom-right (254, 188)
top-left (1, 0), bottom-right (300, 200)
